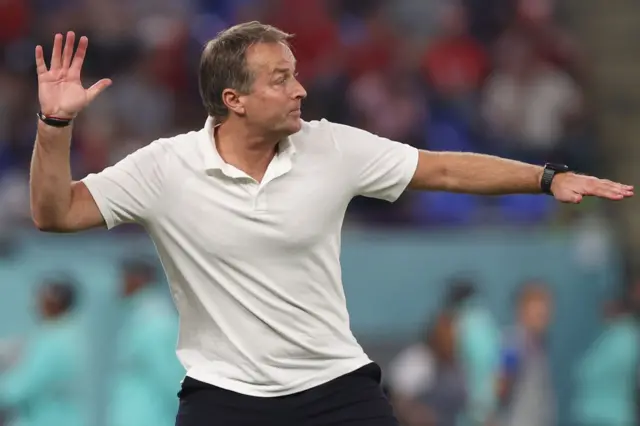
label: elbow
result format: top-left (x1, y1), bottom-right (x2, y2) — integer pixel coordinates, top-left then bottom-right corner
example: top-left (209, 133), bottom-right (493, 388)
top-left (30, 212), bottom-right (66, 233)
top-left (32, 217), bottom-right (56, 232)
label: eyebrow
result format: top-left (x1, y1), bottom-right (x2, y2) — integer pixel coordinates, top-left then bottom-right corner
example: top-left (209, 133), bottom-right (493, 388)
top-left (271, 57), bottom-right (297, 74)
top-left (272, 68), bottom-right (289, 74)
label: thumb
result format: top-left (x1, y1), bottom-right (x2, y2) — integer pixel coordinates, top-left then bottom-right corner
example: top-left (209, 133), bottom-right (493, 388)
top-left (86, 78), bottom-right (112, 103)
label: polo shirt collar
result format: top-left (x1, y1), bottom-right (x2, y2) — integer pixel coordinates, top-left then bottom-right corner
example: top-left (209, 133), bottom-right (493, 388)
top-left (198, 117), bottom-right (297, 178)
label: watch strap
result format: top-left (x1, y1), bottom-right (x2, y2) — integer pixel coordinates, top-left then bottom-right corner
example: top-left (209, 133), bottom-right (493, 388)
top-left (37, 111), bottom-right (73, 128)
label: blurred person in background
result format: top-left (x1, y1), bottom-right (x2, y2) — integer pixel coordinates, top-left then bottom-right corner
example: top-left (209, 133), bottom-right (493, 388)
top-left (108, 259), bottom-right (183, 426)
top-left (446, 279), bottom-right (501, 426)
top-left (572, 277), bottom-right (640, 426)
top-left (496, 282), bottom-right (555, 426)
top-left (421, 0), bottom-right (488, 126)
top-left (0, 277), bottom-right (86, 426)
top-left (480, 31), bottom-right (583, 166)
top-left (388, 311), bottom-right (466, 426)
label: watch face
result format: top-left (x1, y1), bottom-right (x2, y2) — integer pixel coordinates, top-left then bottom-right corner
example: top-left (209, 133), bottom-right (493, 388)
top-left (546, 163), bottom-right (569, 172)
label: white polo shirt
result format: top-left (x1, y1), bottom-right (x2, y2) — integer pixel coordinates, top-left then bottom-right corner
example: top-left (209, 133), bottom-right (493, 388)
top-left (82, 117), bottom-right (419, 397)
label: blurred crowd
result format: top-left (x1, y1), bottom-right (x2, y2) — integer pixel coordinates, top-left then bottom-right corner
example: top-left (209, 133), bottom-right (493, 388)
top-left (2, 267), bottom-right (639, 426)
top-left (386, 276), bottom-right (640, 426)
top-left (0, 260), bottom-right (183, 426)
top-left (0, 0), bottom-right (598, 230)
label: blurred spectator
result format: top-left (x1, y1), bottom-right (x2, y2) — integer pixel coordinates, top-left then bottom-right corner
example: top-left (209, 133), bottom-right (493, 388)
top-left (0, 277), bottom-right (87, 426)
top-left (388, 311), bottom-right (466, 426)
top-left (497, 282), bottom-right (555, 426)
top-left (462, 0), bottom-right (515, 46)
top-left (347, 43), bottom-right (427, 147)
top-left (572, 278), bottom-right (640, 426)
top-left (385, 0), bottom-right (445, 42)
top-left (422, 2), bottom-right (488, 113)
top-left (268, 0), bottom-right (341, 86)
top-left (480, 31), bottom-right (583, 164)
top-left (342, 4), bottom-right (399, 81)
top-left (446, 278), bottom-right (501, 426)
top-left (513, 0), bottom-right (584, 80)
top-left (107, 259), bottom-right (184, 426)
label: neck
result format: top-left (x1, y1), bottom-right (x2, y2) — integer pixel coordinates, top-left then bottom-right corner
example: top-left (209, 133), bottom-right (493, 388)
top-left (215, 118), bottom-right (281, 181)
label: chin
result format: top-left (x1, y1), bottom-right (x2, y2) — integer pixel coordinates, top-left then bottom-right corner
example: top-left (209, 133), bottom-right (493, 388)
top-left (281, 117), bottom-right (302, 135)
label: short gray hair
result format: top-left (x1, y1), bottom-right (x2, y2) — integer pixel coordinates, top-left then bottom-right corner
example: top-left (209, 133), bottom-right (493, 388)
top-left (198, 21), bottom-right (293, 122)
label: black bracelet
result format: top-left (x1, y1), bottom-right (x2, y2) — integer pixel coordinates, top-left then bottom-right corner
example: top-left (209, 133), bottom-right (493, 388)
top-left (37, 111), bottom-right (73, 128)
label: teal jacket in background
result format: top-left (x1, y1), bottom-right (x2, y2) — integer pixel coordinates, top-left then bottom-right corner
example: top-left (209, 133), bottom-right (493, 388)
top-left (108, 287), bottom-right (185, 426)
top-left (572, 315), bottom-right (639, 426)
top-left (0, 315), bottom-right (87, 426)
top-left (456, 301), bottom-right (501, 426)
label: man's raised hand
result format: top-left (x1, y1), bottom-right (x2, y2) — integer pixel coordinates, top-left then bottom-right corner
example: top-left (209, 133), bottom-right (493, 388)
top-left (36, 32), bottom-right (111, 120)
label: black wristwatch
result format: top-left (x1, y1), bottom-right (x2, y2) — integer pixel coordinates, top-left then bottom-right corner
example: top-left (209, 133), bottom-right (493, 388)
top-left (540, 163), bottom-right (570, 195)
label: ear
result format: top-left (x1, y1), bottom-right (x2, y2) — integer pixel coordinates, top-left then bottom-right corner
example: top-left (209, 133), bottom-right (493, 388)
top-left (222, 88), bottom-right (246, 116)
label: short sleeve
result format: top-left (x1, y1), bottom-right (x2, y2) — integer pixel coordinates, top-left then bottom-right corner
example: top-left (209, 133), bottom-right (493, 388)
top-left (81, 140), bottom-right (168, 229)
top-left (329, 122), bottom-right (419, 201)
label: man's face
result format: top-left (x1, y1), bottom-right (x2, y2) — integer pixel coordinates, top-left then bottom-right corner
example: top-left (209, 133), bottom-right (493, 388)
top-left (521, 293), bottom-right (552, 335)
top-left (239, 42), bottom-right (306, 136)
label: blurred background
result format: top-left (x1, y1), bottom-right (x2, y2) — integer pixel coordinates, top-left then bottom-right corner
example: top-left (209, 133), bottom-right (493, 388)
top-left (1, 0), bottom-right (639, 425)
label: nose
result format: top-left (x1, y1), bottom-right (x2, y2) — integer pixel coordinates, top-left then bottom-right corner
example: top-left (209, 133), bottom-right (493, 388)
top-left (292, 78), bottom-right (307, 100)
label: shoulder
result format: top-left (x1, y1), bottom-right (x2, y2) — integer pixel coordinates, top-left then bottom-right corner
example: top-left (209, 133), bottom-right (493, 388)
top-left (606, 319), bottom-right (640, 347)
top-left (291, 119), bottom-right (334, 146)
top-left (147, 129), bottom-right (202, 165)
top-left (292, 119), bottom-right (371, 144)
top-left (117, 129), bottom-right (206, 176)
top-left (292, 118), bottom-right (395, 155)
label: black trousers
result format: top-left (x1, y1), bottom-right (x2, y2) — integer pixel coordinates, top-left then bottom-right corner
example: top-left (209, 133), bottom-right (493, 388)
top-left (175, 363), bottom-right (399, 426)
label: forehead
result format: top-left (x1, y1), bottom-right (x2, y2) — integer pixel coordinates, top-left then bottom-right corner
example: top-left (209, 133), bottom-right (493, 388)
top-left (521, 289), bottom-right (550, 306)
top-left (245, 42), bottom-right (296, 73)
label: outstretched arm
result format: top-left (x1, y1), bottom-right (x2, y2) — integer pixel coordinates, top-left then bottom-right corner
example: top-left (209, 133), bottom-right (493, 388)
top-left (408, 151), bottom-right (633, 203)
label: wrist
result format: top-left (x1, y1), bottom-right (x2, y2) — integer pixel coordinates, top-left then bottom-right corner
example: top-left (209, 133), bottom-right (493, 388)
top-left (36, 119), bottom-right (73, 143)
top-left (540, 163), bottom-right (570, 195)
top-left (37, 111), bottom-right (74, 127)
top-left (535, 166), bottom-right (545, 193)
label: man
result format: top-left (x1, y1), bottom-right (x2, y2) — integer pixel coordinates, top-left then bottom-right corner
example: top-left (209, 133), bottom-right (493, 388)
top-left (0, 278), bottom-right (86, 426)
top-left (497, 282), bottom-right (555, 426)
top-left (29, 22), bottom-right (632, 426)
top-left (388, 312), bottom-right (466, 426)
top-left (446, 280), bottom-right (501, 426)
top-left (108, 260), bottom-right (183, 426)
top-left (572, 278), bottom-right (640, 426)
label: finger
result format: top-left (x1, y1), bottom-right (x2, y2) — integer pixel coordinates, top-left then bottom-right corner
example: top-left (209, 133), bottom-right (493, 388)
top-left (565, 192), bottom-right (582, 204)
top-left (70, 36), bottom-right (88, 76)
top-left (608, 183), bottom-right (634, 197)
top-left (35, 45), bottom-right (48, 75)
top-left (601, 180), bottom-right (632, 197)
top-left (86, 78), bottom-right (112, 103)
top-left (50, 33), bottom-right (63, 70)
top-left (587, 184), bottom-right (625, 200)
top-left (62, 31), bottom-right (75, 69)
top-left (601, 179), bottom-right (633, 193)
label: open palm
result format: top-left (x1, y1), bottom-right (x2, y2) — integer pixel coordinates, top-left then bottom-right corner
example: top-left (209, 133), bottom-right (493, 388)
top-left (36, 32), bottom-right (111, 119)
